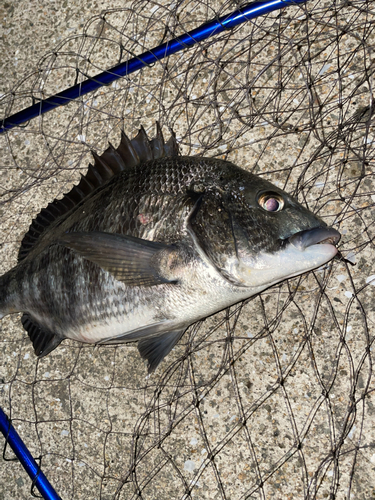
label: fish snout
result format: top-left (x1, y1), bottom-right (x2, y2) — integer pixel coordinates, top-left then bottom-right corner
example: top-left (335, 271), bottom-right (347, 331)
top-left (289, 227), bottom-right (341, 251)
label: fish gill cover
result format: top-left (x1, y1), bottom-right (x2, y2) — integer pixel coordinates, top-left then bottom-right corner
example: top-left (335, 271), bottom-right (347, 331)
top-left (0, 0), bottom-right (374, 499)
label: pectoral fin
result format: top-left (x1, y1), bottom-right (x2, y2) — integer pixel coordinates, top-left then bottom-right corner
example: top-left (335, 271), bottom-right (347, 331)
top-left (138, 328), bottom-right (187, 373)
top-left (58, 231), bottom-right (177, 286)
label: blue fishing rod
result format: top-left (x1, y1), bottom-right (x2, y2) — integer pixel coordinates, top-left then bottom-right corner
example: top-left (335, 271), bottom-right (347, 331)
top-left (0, 0), bottom-right (309, 498)
top-left (0, 0), bottom-right (309, 134)
top-left (0, 407), bottom-right (61, 500)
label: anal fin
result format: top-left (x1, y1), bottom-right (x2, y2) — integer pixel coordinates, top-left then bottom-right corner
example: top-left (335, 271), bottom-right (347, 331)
top-left (21, 314), bottom-right (63, 357)
top-left (138, 328), bottom-right (186, 373)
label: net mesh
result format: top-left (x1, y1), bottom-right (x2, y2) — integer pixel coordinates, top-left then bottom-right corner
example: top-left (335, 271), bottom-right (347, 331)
top-left (0, 0), bottom-right (374, 498)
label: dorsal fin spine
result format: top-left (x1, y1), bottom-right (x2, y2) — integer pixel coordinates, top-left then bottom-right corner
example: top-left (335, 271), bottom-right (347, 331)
top-left (86, 164), bottom-right (103, 187)
top-left (92, 151), bottom-right (114, 179)
top-left (78, 174), bottom-right (95, 192)
top-left (117, 131), bottom-right (140, 167)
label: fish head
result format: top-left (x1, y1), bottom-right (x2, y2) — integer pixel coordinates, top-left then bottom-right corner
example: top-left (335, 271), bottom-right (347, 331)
top-left (189, 162), bottom-right (340, 290)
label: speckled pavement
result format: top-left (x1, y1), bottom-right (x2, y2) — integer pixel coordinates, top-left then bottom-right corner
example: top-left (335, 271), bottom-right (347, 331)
top-left (1, 1), bottom-right (375, 499)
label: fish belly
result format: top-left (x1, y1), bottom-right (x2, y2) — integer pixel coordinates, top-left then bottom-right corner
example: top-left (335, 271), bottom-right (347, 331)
top-left (1, 240), bottom-right (257, 347)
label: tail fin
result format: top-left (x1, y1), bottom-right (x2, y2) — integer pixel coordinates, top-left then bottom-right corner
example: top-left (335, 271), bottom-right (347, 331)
top-left (0, 266), bottom-right (22, 319)
top-left (0, 267), bottom-right (62, 357)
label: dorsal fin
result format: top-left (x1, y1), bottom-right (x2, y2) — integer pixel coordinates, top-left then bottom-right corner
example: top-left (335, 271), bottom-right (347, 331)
top-left (18, 123), bottom-right (179, 262)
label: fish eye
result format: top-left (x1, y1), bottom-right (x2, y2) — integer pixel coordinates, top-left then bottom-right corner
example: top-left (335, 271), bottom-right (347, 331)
top-left (258, 192), bottom-right (285, 212)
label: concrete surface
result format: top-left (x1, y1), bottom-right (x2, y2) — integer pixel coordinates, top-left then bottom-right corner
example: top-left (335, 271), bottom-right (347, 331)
top-left (0, 0), bottom-right (374, 499)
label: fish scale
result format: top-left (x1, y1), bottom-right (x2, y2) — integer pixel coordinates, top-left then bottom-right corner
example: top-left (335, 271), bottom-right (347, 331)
top-left (0, 125), bottom-right (340, 372)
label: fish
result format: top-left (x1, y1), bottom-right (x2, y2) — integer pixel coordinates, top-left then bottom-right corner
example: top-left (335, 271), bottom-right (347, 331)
top-left (0, 124), bottom-right (340, 372)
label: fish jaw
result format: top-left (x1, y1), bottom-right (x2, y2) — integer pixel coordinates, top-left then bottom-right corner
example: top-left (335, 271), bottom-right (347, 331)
top-left (236, 227), bottom-right (340, 287)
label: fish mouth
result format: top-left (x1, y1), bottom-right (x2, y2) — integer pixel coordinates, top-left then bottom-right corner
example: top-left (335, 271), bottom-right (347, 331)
top-left (288, 227), bottom-right (341, 251)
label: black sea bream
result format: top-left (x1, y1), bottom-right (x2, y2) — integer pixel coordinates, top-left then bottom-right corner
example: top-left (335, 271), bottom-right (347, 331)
top-left (0, 125), bottom-right (340, 372)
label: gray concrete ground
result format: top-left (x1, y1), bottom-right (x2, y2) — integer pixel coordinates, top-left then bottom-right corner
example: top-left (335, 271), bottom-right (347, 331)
top-left (0, 0), bottom-right (375, 499)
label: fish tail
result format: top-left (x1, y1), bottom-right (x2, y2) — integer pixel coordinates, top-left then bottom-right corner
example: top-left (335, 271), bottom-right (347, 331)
top-left (0, 272), bottom-right (9, 318)
top-left (0, 267), bottom-right (22, 318)
top-left (0, 265), bottom-right (63, 356)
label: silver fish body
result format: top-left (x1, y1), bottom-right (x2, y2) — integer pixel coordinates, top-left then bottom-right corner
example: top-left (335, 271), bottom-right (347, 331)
top-left (0, 126), bottom-right (340, 371)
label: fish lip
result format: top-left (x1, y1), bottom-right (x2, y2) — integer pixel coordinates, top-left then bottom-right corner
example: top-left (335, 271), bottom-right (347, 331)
top-left (288, 227), bottom-right (341, 251)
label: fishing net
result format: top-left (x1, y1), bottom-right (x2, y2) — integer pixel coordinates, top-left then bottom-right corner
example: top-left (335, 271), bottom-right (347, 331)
top-left (1, 0), bottom-right (374, 498)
